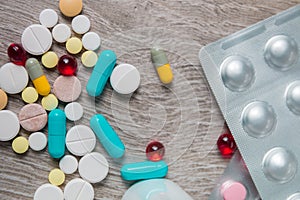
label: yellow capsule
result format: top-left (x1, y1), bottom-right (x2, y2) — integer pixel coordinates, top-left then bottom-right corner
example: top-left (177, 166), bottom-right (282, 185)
top-left (151, 48), bottom-right (173, 84)
top-left (25, 58), bottom-right (51, 96)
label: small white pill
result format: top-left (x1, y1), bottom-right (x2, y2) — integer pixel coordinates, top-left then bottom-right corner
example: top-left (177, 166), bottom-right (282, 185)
top-left (39, 9), bottom-right (58, 28)
top-left (78, 152), bottom-right (109, 183)
top-left (52, 24), bottom-right (71, 43)
top-left (0, 62), bottom-right (29, 94)
top-left (64, 178), bottom-right (94, 200)
top-left (66, 125), bottom-right (96, 156)
top-left (82, 32), bottom-right (101, 51)
top-left (110, 63), bottom-right (141, 94)
top-left (21, 24), bottom-right (53, 55)
top-left (34, 183), bottom-right (63, 200)
top-left (28, 132), bottom-right (47, 151)
top-left (59, 155), bottom-right (78, 174)
top-left (64, 102), bottom-right (83, 121)
top-left (0, 110), bottom-right (20, 141)
top-left (71, 15), bottom-right (90, 34)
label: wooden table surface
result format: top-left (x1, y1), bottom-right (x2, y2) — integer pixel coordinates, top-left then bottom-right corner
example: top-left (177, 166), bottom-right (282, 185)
top-left (0, 0), bottom-right (298, 199)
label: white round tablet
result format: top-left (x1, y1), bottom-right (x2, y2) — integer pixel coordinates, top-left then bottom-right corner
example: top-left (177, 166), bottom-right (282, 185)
top-left (0, 110), bottom-right (20, 141)
top-left (21, 24), bottom-right (53, 55)
top-left (82, 32), bottom-right (101, 51)
top-left (0, 63), bottom-right (29, 94)
top-left (52, 24), bottom-right (71, 43)
top-left (78, 152), bottom-right (109, 183)
top-left (59, 155), bottom-right (78, 174)
top-left (71, 15), bottom-right (90, 34)
top-left (64, 178), bottom-right (94, 200)
top-left (39, 9), bottom-right (58, 28)
top-left (28, 132), bottom-right (47, 151)
top-left (34, 183), bottom-right (63, 200)
top-left (66, 125), bottom-right (96, 156)
top-left (64, 102), bottom-right (83, 121)
top-left (110, 63), bottom-right (141, 94)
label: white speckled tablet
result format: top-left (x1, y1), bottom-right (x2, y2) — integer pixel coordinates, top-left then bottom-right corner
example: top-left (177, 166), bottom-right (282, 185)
top-left (64, 178), bottom-right (94, 200)
top-left (64, 102), bottom-right (83, 121)
top-left (59, 155), bottom-right (78, 174)
top-left (52, 24), bottom-right (71, 43)
top-left (82, 32), bottom-right (101, 51)
top-left (39, 9), bottom-right (58, 28)
top-left (28, 132), bottom-right (47, 151)
top-left (34, 184), bottom-right (63, 200)
top-left (71, 15), bottom-right (90, 34)
top-left (0, 110), bottom-right (20, 141)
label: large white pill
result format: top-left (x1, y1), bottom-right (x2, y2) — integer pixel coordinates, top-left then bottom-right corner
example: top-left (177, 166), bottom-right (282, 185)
top-left (64, 178), bottom-right (94, 200)
top-left (82, 32), bottom-right (101, 51)
top-left (59, 155), bottom-right (78, 174)
top-left (64, 102), bottom-right (83, 121)
top-left (39, 9), bottom-right (58, 28)
top-left (21, 24), bottom-right (53, 55)
top-left (110, 63), bottom-right (141, 95)
top-left (0, 62), bottom-right (28, 94)
top-left (0, 110), bottom-right (20, 141)
top-left (71, 15), bottom-right (90, 34)
top-left (52, 24), bottom-right (71, 43)
top-left (28, 132), bottom-right (47, 151)
top-left (34, 183), bottom-right (63, 200)
top-left (78, 152), bottom-right (109, 183)
top-left (66, 125), bottom-right (96, 156)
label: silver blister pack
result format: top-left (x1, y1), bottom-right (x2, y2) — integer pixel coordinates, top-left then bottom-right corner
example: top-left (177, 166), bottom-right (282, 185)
top-left (200, 5), bottom-right (300, 200)
top-left (209, 151), bottom-right (260, 200)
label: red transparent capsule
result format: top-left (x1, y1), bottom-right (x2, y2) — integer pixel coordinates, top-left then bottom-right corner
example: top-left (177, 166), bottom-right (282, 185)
top-left (146, 141), bottom-right (165, 162)
top-left (7, 43), bottom-right (27, 66)
top-left (217, 132), bottom-right (237, 158)
top-left (57, 55), bottom-right (78, 76)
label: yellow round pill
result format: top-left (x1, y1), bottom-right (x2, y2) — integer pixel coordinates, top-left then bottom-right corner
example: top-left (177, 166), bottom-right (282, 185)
top-left (81, 51), bottom-right (98, 67)
top-left (41, 94), bottom-right (58, 111)
top-left (12, 136), bottom-right (29, 154)
top-left (0, 89), bottom-right (8, 110)
top-left (22, 87), bottom-right (39, 103)
top-left (59, 0), bottom-right (82, 17)
top-left (42, 51), bottom-right (59, 69)
top-left (48, 168), bottom-right (65, 186)
top-left (66, 37), bottom-right (82, 54)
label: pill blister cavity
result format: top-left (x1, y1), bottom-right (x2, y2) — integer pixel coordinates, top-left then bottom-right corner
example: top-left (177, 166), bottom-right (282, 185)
top-left (262, 147), bottom-right (297, 183)
top-left (220, 55), bottom-right (255, 92)
top-left (286, 81), bottom-right (300, 115)
top-left (287, 193), bottom-right (300, 200)
top-left (241, 101), bottom-right (276, 138)
top-left (264, 35), bottom-right (298, 71)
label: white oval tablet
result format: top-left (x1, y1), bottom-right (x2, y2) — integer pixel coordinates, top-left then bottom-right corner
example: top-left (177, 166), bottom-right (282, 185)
top-left (21, 24), bottom-right (53, 55)
top-left (28, 132), bottom-right (47, 151)
top-left (0, 110), bottom-right (20, 141)
top-left (78, 152), bottom-right (109, 183)
top-left (71, 15), bottom-right (90, 34)
top-left (110, 63), bottom-right (141, 94)
top-left (0, 63), bottom-right (28, 94)
top-left (82, 32), bottom-right (101, 51)
top-left (64, 178), bottom-right (94, 200)
top-left (52, 24), bottom-right (71, 43)
top-left (39, 9), bottom-right (58, 28)
top-left (64, 102), bottom-right (83, 121)
top-left (66, 125), bottom-right (96, 156)
top-left (34, 183), bottom-right (63, 200)
top-left (59, 155), bottom-right (78, 174)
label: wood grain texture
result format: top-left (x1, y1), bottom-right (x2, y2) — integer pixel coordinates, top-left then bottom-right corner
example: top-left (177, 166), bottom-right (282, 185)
top-left (0, 0), bottom-right (298, 199)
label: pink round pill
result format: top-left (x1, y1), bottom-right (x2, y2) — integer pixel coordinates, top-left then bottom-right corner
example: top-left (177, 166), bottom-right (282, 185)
top-left (221, 181), bottom-right (247, 200)
top-left (53, 75), bottom-right (81, 102)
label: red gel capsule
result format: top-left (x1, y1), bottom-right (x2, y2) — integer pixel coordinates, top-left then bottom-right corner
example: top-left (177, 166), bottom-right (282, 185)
top-left (217, 132), bottom-right (237, 158)
top-left (146, 141), bottom-right (165, 161)
top-left (57, 55), bottom-right (78, 76)
top-left (7, 43), bottom-right (27, 66)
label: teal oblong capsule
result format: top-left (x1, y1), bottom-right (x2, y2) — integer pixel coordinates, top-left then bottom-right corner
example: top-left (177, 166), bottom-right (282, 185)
top-left (48, 109), bottom-right (66, 159)
top-left (86, 50), bottom-right (117, 97)
top-left (90, 114), bottom-right (125, 158)
top-left (120, 160), bottom-right (168, 181)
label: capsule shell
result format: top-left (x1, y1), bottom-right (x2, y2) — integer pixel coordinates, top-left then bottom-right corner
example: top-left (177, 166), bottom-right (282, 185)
top-left (90, 114), bottom-right (125, 158)
top-left (25, 58), bottom-right (51, 96)
top-left (48, 109), bottom-right (66, 159)
top-left (121, 160), bottom-right (168, 181)
top-left (151, 48), bottom-right (173, 84)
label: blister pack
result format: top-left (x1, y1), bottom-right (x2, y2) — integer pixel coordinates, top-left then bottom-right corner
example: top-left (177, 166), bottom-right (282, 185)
top-left (200, 5), bottom-right (300, 200)
top-left (209, 151), bottom-right (260, 200)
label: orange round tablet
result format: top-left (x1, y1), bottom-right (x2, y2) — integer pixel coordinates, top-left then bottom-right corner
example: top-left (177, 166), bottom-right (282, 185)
top-left (0, 89), bottom-right (8, 110)
top-left (59, 0), bottom-right (83, 17)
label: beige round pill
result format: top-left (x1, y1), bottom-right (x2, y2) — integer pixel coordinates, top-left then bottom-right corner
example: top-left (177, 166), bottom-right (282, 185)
top-left (12, 136), bottom-right (29, 154)
top-left (81, 51), bottom-right (98, 67)
top-left (53, 75), bottom-right (81, 102)
top-left (48, 168), bottom-right (65, 186)
top-left (0, 89), bottom-right (8, 110)
top-left (22, 87), bottom-right (39, 103)
top-left (59, 0), bottom-right (83, 17)
top-left (66, 37), bottom-right (82, 54)
top-left (41, 94), bottom-right (59, 111)
top-left (42, 51), bottom-right (59, 68)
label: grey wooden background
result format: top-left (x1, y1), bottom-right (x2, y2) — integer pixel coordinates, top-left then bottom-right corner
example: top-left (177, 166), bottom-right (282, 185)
top-left (0, 0), bottom-right (298, 199)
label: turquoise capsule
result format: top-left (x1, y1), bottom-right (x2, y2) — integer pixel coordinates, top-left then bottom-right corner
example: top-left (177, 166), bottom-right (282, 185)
top-left (86, 50), bottom-right (117, 97)
top-left (90, 114), bottom-right (125, 158)
top-left (48, 109), bottom-right (66, 159)
top-left (120, 160), bottom-right (168, 181)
